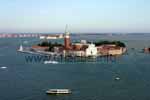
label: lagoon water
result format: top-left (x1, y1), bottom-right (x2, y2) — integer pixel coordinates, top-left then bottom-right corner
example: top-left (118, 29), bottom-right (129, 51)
top-left (0, 34), bottom-right (150, 100)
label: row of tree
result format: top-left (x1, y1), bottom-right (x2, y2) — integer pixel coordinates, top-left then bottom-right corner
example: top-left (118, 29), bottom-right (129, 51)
top-left (94, 40), bottom-right (126, 47)
top-left (38, 41), bottom-right (62, 51)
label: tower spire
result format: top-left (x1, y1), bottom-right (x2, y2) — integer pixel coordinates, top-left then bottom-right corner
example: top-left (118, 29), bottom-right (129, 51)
top-left (65, 24), bottom-right (69, 35)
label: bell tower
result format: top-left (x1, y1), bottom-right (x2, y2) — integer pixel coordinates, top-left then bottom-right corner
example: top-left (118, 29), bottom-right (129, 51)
top-left (64, 25), bottom-right (71, 50)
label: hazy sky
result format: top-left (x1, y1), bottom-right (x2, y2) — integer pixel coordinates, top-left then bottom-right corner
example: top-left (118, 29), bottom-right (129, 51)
top-left (0, 0), bottom-right (150, 33)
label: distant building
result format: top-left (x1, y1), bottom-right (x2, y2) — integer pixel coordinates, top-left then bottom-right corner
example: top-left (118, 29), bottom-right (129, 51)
top-left (62, 41), bottom-right (97, 57)
top-left (39, 34), bottom-right (63, 40)
top-left (97, 45), bottom-right (126, 56)
top-left (144, 47), bottom-right (150, 53)
top-left (85, 44), bottom-right (97, 57)
top-left (108, 47), bottom-right (125, 55)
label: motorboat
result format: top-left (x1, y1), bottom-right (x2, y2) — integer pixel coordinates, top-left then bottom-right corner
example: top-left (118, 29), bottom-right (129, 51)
top-left (115, 77), bottom-right (120, 80)
top-left (0, 66), bottom-right (7, 69)
top-left (44, 61), bottom-right (59, 64)
top-left (46, 89), bottom-right (71, 94)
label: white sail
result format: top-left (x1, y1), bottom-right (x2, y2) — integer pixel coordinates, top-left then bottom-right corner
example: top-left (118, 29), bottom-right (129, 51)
top-left (18, 45), bottom-right (23, 51)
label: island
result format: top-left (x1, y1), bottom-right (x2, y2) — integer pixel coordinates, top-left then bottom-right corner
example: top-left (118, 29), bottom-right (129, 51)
top-left (23, 31), bottom-right (127, 57)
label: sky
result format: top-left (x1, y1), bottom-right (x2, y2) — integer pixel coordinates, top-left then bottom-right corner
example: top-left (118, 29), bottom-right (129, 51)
top-left (0, 0), bottom-right (150, 33)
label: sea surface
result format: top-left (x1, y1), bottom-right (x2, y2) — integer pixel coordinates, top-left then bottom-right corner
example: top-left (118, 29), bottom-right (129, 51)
top-left (0, 34), bottom-right (150, 100)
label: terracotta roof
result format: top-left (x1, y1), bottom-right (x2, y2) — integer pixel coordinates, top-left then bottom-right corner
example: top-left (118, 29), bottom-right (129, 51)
top-left (67, 45), bottom-right (88, 51)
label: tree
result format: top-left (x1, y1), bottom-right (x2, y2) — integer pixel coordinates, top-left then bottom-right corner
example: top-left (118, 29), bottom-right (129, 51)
top-left (94, 40), bottom-right (126, 47)
top-left (37, 41), bottom-right (62, 51)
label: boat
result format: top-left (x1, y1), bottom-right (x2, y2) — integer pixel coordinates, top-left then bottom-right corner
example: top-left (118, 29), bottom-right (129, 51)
top-left (46, 89), bottom-right (71, 94)
top-left (0, 66), bottom-right (7, 69)
top-left (17, 45), bottom-right (47, 55)
top-left (115, 77), bottom-right (120, 80)
top-left (44, 61), bottom-right (59, 64)
top-left (18, 45), bottom-right (23, 52)
top-left (17, 45), bottom-right (34, 53)
top-left (39, 36), bottom-right (46, 39)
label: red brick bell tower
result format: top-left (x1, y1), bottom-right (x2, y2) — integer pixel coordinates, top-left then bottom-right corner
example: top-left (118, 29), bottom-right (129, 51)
top-left (64, 31), bottom-right (71, 50)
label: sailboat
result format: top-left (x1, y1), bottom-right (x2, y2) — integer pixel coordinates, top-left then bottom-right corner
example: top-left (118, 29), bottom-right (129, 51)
top-left (18, 45), bottom-right (23, 52)
top-left (17, 44), bottom-right (40, 54)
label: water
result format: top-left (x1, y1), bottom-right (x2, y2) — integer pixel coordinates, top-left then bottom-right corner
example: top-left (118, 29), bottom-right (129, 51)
top-left (0, 34), bottom-right (150, 100)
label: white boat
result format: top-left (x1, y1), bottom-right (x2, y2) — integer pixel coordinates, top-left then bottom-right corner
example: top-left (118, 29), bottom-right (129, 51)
top-left (46, 89), bottom-right (71, 94)
top-left (0, 66), bottom-right (7, 69)
top-left (115, 77), bottom-right (120, 80)
top-left (18, 45), bottom-right (23, 52)
top-left (44, 61), bottom-right (59, 64)
top-left (40, 36), bottom-right (46, 39)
